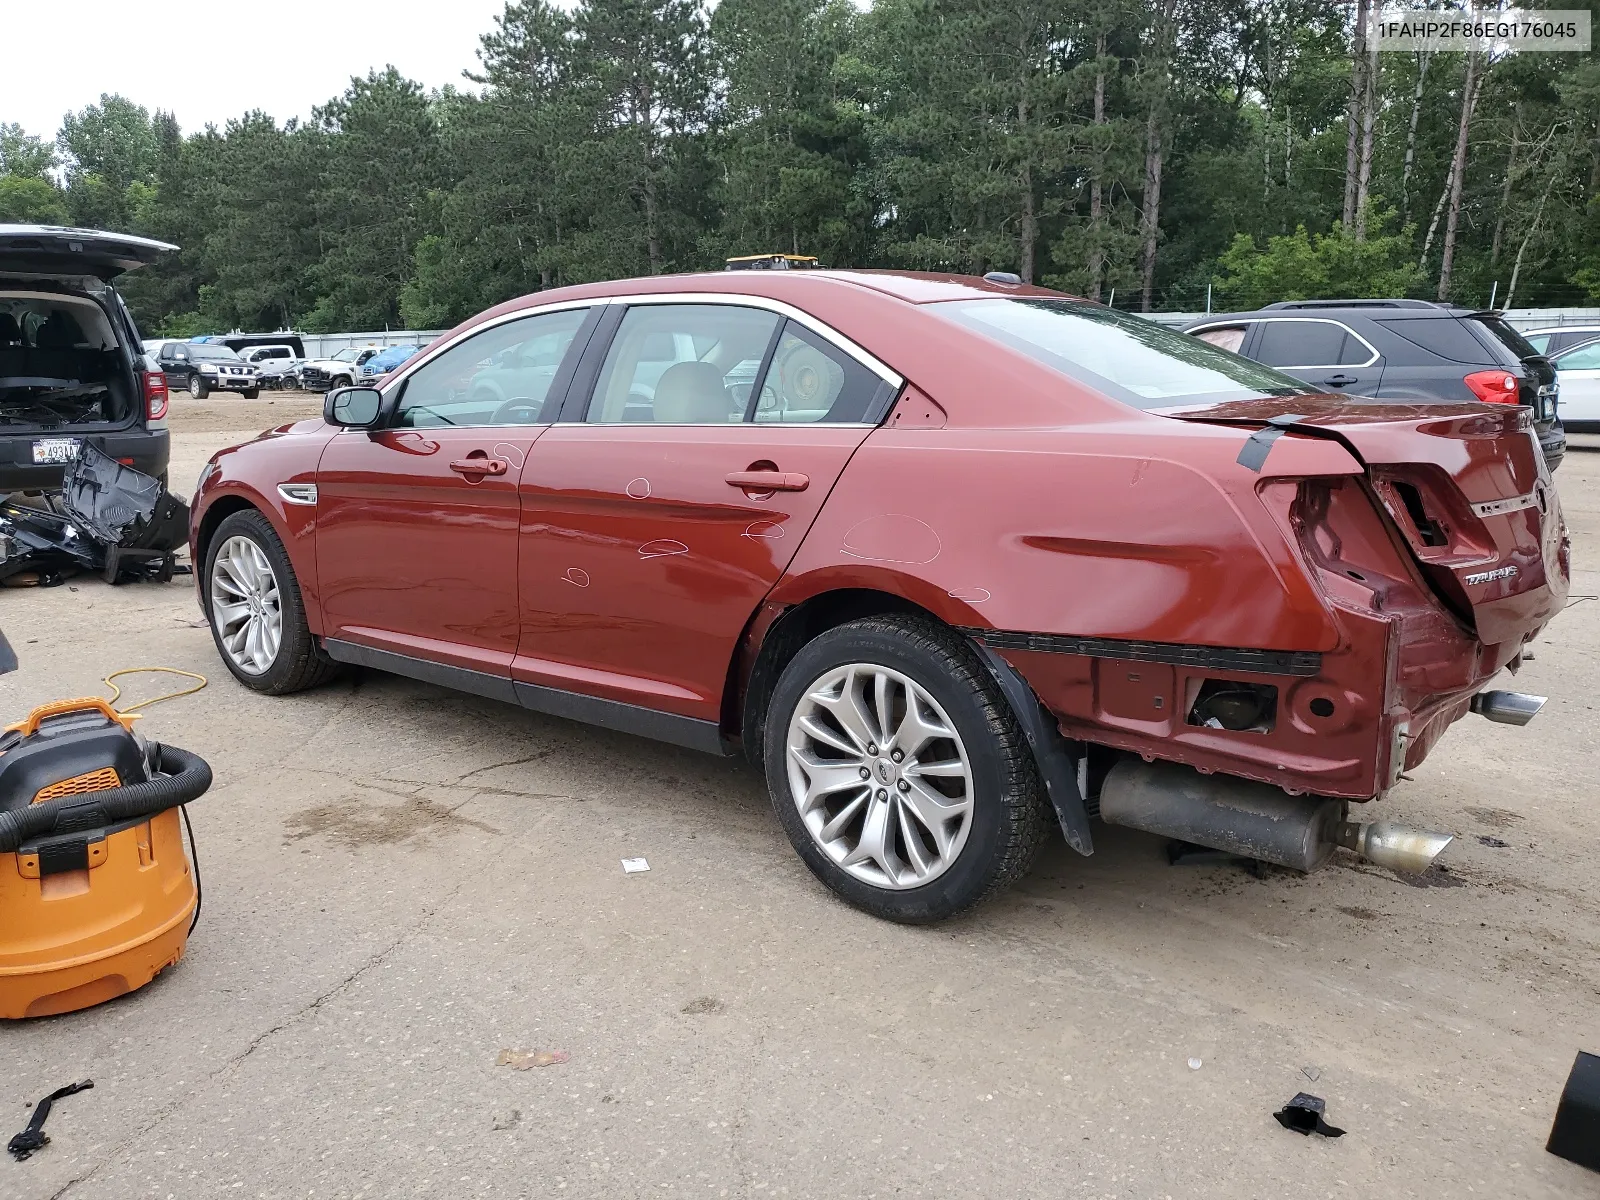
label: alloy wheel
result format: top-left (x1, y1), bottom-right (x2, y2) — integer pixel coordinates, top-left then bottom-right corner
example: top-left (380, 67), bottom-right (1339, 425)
top-left (209, 535), bottom-right (283, 675)
top-left (785, 663), bottom-right (974, 890)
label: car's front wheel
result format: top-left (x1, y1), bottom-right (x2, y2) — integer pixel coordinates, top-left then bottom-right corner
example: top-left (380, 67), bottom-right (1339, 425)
top-left (203, 509), bottom-right (341, 695)
top-left (241, 388), bottom-right (259, 399)
top-left (764, 615), bottom-right (1047, 924)
top-left (189, 374), bottom-right (208, 398)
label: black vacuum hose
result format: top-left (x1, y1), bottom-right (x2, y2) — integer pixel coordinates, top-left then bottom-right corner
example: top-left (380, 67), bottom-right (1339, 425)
top-left (0, 743), bottom-right (212, 853)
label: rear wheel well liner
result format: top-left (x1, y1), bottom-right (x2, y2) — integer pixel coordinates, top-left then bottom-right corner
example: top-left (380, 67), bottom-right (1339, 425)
top-left (736, 588), bottom-right (931, 766)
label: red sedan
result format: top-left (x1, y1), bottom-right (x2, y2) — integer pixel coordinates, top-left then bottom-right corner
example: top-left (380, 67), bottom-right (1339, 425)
top-left (191, 272), bottom-right (1567, 922)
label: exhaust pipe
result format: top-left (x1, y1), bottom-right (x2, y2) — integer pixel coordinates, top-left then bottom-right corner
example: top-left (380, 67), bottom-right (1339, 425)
top-left (1332, 820), bottom-right (1454, 875)
top-left (1471, 690), bottom-right (1546, 726)
top-left (1099, 759), bottom-right (1452, 875)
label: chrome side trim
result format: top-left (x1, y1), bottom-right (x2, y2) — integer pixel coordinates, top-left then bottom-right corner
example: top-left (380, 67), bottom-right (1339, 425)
top-left (614, 291), bottom-right (904, 389)
top-left (1186, 316), bottom-right (1381, 370)
top-left (379, 291), bottom-right (903, 398)
top-left (276, 483), bottom-right (318, 506)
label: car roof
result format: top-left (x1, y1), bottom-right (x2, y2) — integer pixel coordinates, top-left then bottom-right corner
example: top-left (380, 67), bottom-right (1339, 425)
top-left (1522, 323), bottom-right (1600, 334)
top-left (487, 269), bottom-right (1074, 313)
top-left (1186, 303), bottom-right (1489, 329)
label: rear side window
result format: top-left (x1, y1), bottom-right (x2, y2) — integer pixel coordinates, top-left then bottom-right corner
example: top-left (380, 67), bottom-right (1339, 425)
top-left (937, 298), bottom-right (1307, 410)
top-left (750, 321), bottom-right (889, 423)
top-left (1468, 315), bottom-right (1537, 363)
top-left (1375, 317), bottom-right (1496, 365)
top-left (1192, 324), bottom-right (1248, 353)
top-left (1253, 320), bottom-right (1367, 367)
top-left (1523, 332), bottom-right (1553, 355)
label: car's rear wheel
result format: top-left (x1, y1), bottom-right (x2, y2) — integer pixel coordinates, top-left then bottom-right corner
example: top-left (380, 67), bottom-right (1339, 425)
top-left (189, 375), bottom-right (208, 398)
top-left (763, 615), bottom-right (1047, 923)
top-left (203, 509), bottom-right (341, 695)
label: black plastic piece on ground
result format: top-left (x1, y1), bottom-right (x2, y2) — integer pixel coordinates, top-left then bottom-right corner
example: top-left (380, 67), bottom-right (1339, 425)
top-left (1274, 1092), bottom-right (1346, 1138)
top-left (1547, 1051), bottom-right (1600, 1171)
top-left (7, 1080), bottom-right (93, 1161)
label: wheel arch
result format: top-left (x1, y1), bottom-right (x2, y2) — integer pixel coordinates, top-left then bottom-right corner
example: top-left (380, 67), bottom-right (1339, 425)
top-left (732, 585), bottom-right (958, 768)
top-left (193, 484), bottom-right (324, 633)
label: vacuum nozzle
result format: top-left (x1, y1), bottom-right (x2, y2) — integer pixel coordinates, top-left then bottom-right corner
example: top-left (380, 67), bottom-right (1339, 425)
top-left (1334, 820), bottom-right (1454, 874)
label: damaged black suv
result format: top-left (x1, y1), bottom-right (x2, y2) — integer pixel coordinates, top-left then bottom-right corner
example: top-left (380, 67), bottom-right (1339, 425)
top-left (0, 225), bottom-right (174, 491)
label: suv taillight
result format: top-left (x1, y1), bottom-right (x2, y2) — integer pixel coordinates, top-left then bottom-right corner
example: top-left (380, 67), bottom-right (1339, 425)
top-left (1463, 369), bottom-right (1520, 405)
top-left (144, 369), bottom-right (169, 420)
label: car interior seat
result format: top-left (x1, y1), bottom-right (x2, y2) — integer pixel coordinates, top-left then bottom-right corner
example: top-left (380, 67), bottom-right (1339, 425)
top-left (653, 361), bottom-right (733, 423)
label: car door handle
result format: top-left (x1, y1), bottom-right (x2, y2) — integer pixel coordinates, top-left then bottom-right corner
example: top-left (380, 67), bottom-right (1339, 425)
top-left (449, 457), bottom-right (508, 476)
top-left (725, 470), bottom-right (809, 492)
top-left (1324, 374), bottom-right (1358, 387)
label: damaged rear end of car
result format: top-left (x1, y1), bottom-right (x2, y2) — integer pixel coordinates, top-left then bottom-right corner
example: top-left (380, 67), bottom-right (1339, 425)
top-left (915, 294), bottom-right (1567, 877)
top-left (1089, 396), bottom-right (1568, 874)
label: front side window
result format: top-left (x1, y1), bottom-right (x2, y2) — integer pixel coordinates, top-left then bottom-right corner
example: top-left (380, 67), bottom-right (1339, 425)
top-left (937, 298), bottom-right (1307, 411)
top-left (587, 304), bottom-right (780, 424)
top-left (393, 307), bottom-right (588, 428)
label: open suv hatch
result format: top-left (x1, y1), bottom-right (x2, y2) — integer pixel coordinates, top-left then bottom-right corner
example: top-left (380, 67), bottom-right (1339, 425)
top-left (0, 225), bottom-right (175, 490)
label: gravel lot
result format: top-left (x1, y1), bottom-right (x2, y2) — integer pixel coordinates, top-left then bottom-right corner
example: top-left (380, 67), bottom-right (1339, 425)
top-left (5, 396), bottom-right (1599, 1199)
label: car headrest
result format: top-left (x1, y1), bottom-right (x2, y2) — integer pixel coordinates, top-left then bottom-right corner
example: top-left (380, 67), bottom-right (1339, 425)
top-left (34, 310), bottom-right (87, 349)
top-left (653, 361), bottom-right (732, 424)
top-left (0, 314), bottom-right (21, 344)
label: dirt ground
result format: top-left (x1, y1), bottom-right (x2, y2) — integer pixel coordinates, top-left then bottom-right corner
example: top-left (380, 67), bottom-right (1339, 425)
top-left (4, 393), bottom-right (1599, 1199)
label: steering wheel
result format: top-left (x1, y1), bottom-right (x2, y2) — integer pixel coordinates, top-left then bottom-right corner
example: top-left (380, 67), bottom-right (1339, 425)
top-left (490, 395), bottom-right (544, 424)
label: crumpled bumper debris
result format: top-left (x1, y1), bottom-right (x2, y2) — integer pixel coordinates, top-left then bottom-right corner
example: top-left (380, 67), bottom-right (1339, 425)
top-left (0, 444), bottom-right (189, 586)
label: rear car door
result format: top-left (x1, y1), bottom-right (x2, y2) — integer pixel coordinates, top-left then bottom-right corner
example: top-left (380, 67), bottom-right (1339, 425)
top-left (513, 299), bottom-right (899, 733)
top-left (313, 305), bottom-right (595, 683)
top-left (1251, 318), bottom-right (1383, 396)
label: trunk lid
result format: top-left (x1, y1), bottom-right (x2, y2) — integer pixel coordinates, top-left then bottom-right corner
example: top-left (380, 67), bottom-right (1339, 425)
top-left (1162, 394), bottom-right (1569, 646)
top-left (0, 226), bottom-right (176, 279)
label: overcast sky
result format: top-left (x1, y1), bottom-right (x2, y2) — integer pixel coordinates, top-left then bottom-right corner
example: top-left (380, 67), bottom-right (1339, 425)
top-left (3, 0), bottom-right (516, 142)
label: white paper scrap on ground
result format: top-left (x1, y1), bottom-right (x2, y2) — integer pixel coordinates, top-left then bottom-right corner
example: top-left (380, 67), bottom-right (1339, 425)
top-left (621, 857), bottom-right (650, 874)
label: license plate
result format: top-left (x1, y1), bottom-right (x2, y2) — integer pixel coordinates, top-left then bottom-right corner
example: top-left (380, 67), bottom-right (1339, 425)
top-left (31, 438), bottom-right (80, 464)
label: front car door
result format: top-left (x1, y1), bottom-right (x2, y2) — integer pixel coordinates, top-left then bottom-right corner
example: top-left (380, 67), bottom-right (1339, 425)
top-left (1249, 317), bottom-right (1383, 397)
top-left (159, 342), bottom-right (191, 387)
top-left (513, 298), bottom-right (900, 742)
top-left (1553, 339), bottom-right (1600, 431)
top-left (313, 304), bottom-right (596, 688)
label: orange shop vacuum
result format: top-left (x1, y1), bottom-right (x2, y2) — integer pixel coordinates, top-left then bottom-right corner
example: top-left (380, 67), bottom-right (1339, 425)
top-left (0, 636), bottom-right (212, 1019)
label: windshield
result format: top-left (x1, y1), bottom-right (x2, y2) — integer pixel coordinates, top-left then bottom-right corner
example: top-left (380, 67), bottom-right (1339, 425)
top-left (332, 348), bottom-right (361, 362)
top-left (935, 298), bottom-right (1308, 411)
top-left (189, 344), bottom-right (240, 361)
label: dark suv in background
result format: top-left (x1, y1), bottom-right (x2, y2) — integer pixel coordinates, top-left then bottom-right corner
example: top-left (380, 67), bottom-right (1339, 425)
top-left (0, 225), bottom-right (173, 490)
top-left (1185, 300), bottom-right (1564, 470)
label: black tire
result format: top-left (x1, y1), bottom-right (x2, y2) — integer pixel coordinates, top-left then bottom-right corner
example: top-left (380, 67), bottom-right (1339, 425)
top-left (241, 388), bottom-right (259, 399)
top-left (763, 615), bottom-right (1048, 924)
top-left (202, 509), bottom-right (342, 695)
top-left (333, 375), bottom-right (352, 389)
top-left (189, 374), bottom-right (208, 398)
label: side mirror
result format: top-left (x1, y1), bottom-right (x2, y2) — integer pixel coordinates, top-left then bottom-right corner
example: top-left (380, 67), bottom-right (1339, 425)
top-left (326, 385), bottom-right (384, 429)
